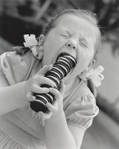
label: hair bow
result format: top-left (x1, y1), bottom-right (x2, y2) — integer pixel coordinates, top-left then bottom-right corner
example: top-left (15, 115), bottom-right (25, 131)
top-left (23, 34), bottom-right (39, 58)
top-left (88, 66), bottom-right (104, 87)
top-left (80, 66), bottom-right (104, 87)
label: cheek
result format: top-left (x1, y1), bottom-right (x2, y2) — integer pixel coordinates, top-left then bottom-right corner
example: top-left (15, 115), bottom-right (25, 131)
top-left (44, 36), bottom-right (66, 55)
top-left (77, 48), bottom-right (94, 68)
top-left (45, 35), bottom-right (60, 49)
top-left (43, 38), bottom-right (62, 64)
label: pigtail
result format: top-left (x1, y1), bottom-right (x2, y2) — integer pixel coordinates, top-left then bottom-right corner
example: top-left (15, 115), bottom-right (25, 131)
top-left (14, 46), bottom-right (30, 56)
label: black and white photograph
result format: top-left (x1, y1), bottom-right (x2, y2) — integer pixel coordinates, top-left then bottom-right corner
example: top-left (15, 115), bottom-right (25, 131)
top-left (0, 0), bottom-right (119, 149)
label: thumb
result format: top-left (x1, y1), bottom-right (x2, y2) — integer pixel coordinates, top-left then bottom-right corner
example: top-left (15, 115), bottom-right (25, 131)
top-left (37, 64), bottom-right (52, 76)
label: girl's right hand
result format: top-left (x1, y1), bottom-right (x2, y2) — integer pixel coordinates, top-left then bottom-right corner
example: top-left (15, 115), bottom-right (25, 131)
top-left (25, 65), bottom-right (56, 101)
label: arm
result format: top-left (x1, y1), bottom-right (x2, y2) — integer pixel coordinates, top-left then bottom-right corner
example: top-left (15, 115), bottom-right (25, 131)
top-left (0, 65), bottom-right (56, 115)
top-left (42, 85), bottom-right (84, 149)
top-left (0, 74), bottom-right (28, 115)
top-left (44, 111), bottom-right (84, 149)
top-left (41, 82), bottom-right (98, 149)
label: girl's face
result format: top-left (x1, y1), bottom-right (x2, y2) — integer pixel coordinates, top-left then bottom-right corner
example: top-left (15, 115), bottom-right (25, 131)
top-left (41, 14), bottom-right (98, 81)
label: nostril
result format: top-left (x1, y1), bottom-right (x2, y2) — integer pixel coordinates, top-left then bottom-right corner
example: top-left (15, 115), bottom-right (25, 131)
top-left (67, 42), bottom-right (76, 49)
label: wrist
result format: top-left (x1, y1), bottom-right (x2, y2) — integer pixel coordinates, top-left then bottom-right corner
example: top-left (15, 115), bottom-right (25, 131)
top-left (45, 110), bottom-right (65, 123)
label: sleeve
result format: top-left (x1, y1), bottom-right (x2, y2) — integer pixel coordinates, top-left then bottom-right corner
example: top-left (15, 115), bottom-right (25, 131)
top-left (66, 93), bottom-right (99, 131)
top-left (0, 51), bottom-right (28, 85)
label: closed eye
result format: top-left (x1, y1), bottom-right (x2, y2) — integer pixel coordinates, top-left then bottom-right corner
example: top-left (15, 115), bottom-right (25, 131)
top-left (80, 42), bottom-right (88, 47)
top-left (61, 33), bottom-right (70, 38)
top-left (60, 31), bottom-right (71, 38)
top-left (79, 38), bottom-right (88, 48)
top-left (61, 33), bottom-right (68, 37)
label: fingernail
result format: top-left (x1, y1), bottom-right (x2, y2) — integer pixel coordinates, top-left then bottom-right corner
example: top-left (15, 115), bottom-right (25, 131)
top-left (32, 97), bottom-right (35, 101)
top-left (49, 64), bottom-right (52, 68)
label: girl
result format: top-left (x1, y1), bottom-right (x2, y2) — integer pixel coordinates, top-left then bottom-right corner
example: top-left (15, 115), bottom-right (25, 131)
top-left (0, 9), bottom-right (104, 149)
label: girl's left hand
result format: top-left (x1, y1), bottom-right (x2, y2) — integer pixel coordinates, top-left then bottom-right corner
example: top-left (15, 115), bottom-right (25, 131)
top-left (38, 80), bottom-right (66, 120)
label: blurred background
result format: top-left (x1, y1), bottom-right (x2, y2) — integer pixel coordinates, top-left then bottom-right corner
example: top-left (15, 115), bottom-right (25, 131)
top-left (0, 0), bottom-right (119, 149)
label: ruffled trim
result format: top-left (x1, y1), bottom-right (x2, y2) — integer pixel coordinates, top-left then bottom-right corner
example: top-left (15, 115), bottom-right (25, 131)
top-left (20, 104), bottom-right (44, 126)
top-left (0, 128), bottom-right (26, 149)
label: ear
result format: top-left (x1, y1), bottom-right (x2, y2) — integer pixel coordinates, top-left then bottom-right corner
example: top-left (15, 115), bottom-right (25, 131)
top-left (39, 34), bottom-right (45, 45)
top-left (88, 59), bottom-right (96, 69)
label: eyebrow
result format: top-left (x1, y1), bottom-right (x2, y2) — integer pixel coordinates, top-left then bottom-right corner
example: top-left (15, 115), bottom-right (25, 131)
top-left (58, 26), bottom-right (71, 33)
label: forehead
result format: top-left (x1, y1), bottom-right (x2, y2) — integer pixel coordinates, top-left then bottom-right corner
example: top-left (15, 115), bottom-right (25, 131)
top-left (55, 14), bottom-right (98, 43)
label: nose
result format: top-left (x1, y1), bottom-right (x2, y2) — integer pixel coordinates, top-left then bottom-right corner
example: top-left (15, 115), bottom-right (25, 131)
top-left (66, 40), bottom-right (77, 50)
top-left (66, 40), bottom-right (77, 58)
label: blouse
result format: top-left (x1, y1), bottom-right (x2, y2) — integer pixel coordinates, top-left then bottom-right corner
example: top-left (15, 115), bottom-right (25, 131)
top-left (0, 51), bottom-right (99, 149)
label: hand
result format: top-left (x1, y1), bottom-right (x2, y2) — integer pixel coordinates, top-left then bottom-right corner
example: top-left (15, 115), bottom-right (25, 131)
top-left (26, 80), bottom-right (65, 120)
top-left (25, 65), bottom-right (56, 101)
top-left (31, 80), bottom-right (65, 120)
top-left (44, 80), bottom-right (66, 119)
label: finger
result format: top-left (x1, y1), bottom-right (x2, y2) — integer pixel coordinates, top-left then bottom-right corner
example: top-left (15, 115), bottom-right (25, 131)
top-left (46, 102), bottom-right (58, 113)
top-left (38, 77), bottom-right (56, 88)
top-left (26, 92), bottom-right (36, 101)
top-left (49, 88), bottom-right (61, 101)
top-left (37, 65), bottom-right (52, 76)
top-left (31, 84), bottom-right (49, 93)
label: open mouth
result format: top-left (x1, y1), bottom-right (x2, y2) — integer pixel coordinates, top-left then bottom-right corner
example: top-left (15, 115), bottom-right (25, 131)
top-left (54, 52), bottom-right (77, 78)
top-left (56, 52), bottom-right (77, 66)
top-left (56, 52), bottom-right (76, 62)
